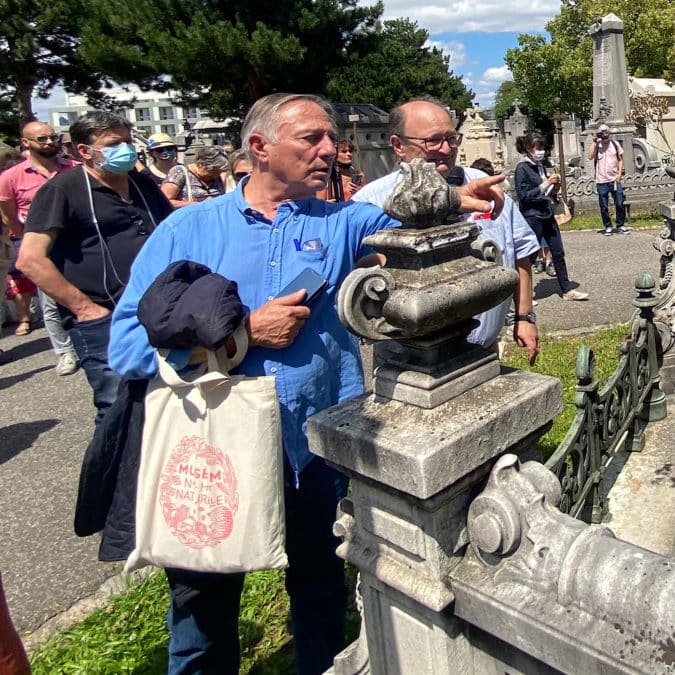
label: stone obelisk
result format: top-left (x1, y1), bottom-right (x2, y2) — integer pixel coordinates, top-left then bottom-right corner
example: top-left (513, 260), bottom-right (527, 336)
top-left (585, 13), bottom-right (636, 174)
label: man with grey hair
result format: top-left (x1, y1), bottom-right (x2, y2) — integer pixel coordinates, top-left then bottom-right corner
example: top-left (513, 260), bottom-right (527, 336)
top-left (108, 92), bottom-right (506, 674)
top-left (17, 111), bottom-right (172, 423)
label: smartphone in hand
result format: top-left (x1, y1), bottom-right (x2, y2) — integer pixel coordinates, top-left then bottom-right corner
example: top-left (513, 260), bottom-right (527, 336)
top-left (351, 173), bottom-right (363, 186)
top-left (275, 268), bottom-right (328, 305)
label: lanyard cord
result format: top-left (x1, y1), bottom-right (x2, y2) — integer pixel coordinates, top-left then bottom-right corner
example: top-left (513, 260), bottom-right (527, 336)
top-left (83, 168), bottom-right (156, 306)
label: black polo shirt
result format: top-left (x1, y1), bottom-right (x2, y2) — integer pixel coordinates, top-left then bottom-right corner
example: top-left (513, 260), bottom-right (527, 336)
top-left (25, 166), bottom-right (173, 317)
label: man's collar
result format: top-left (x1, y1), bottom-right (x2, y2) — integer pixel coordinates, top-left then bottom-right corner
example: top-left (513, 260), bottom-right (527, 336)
top-left (234, 176), bottom-right (308, 218)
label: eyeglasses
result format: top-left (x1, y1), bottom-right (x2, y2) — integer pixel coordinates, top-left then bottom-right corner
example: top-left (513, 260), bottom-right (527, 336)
top-left (25, 134), bottom-right (60, 143)
top-left (400, 132), bottom-right (463, 150)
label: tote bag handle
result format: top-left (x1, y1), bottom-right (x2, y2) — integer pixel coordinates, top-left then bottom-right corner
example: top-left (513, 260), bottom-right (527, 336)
top-left (156, 322), bottom-right (249, 390)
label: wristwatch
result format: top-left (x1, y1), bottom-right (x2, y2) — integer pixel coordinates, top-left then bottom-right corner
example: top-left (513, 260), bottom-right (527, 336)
top-left (514, 312), bottom-right (537, 324)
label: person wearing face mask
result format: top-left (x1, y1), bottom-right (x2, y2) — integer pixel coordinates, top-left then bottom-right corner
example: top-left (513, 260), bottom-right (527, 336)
top-left (161, 145), bottom-right (229, 208)
top-left (514, 132), bottom-right (588, 302)
top-left (142, 133), bottom-right (179, 185)
top-left (16, 111), bottom-right (173, 423)
top-left (587, 124), bottom-right (629, 236)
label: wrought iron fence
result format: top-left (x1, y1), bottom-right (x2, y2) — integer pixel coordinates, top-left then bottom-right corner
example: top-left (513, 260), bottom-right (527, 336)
top-left (544, 272), bottom-right (667, 523)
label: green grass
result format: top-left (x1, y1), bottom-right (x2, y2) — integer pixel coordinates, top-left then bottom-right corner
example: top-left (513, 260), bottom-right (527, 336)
top-left (29, 324), bottom-right (632, 673)
top-left (30, 565), bottom-right (360, 674)
top-left (560, 212), bottom-right (662, 232)
top-left (502, 323), bottom-right (630, 457)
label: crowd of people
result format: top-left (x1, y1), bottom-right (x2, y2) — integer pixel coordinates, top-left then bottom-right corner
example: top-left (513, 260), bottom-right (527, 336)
top-left (0, 92), bottom-right (600, 674)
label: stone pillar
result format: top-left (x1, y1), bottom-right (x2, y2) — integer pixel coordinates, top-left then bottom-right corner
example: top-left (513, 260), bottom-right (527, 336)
top-left (585, 14), bottom-right (636, 175)
top-left (307, 159), bottom-right (563, 674)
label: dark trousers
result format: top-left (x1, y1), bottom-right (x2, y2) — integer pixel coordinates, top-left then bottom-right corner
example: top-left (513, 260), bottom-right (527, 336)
top-left (165, 456), bottom-right (349, 675)
top-left (525, 214), bottom-right (573, 294)
top-left (597, 181), bottom-right (625, 228)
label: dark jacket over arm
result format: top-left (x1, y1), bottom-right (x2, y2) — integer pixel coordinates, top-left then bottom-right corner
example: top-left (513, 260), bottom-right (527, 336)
top-left (74, 260), bottom-right (245, 561)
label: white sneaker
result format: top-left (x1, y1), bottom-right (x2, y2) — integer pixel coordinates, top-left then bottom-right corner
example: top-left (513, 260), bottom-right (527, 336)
top-left (55, 352), bottom-right (78, 376)
top-left (616, 226), bottom-right (631, 234)
top-left (603, 226), bottom-right (613, 236)
top-left (562, 290), bottom-right (589, 301)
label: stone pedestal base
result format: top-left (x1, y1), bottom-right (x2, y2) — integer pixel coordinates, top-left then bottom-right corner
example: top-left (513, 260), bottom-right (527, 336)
top-left (374, 347), bottom-right (499, 408)
top-left (309, 368), bottom-right (562, 500)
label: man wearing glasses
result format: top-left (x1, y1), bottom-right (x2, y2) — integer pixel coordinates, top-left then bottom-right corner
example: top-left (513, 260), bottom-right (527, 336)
top-left (354, 97), bottom-right (540, 366)
top-left (0, 121), bottom-right (80, 374)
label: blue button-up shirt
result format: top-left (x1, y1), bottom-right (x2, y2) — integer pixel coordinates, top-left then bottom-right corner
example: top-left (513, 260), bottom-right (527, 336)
top-left (109, 180), bottom-right (399, 475)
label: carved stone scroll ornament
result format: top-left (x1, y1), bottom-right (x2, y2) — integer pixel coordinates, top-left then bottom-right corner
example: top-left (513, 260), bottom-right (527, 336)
top-left (337, 158), bottom-right (517, 344)
top-left (337, 266), bottom-right (400, 341)
top-left (461, 454), bottom-right (675, 669)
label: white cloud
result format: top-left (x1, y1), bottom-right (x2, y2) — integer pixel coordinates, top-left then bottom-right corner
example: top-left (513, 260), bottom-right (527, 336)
top-left (481, 66), bottom-right (513, 83)
top-left (380, 0), bottom-right (559, 34)
top-left (467, 67), bottom-right (513, 107)
top-left (426, 39), bottom-right (475, 70)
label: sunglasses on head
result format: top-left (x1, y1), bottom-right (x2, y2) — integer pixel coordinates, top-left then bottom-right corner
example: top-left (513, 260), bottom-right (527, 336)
top-left (25, 134), bottom-right (60, 143)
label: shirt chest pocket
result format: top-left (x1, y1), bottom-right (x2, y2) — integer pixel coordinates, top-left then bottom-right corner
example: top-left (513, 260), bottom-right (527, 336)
top-left (297, 243), bottom-right (330, 264)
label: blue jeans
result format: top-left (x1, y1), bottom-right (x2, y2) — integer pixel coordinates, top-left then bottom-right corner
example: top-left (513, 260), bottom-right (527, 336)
top-left (597, 181), bottom-right (625, 229)
top-left (525, 215), bottom-right (573, 294)
top-left (68, 312), bottom-right (120, 425)
top-left (165, 456), bottom-right (349, 675)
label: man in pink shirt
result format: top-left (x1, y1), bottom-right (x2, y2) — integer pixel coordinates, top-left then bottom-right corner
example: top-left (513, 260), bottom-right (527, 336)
top-left (0, 121), bottom-right (80, 375)
top-left (587, 124), bottom-right (629, 236)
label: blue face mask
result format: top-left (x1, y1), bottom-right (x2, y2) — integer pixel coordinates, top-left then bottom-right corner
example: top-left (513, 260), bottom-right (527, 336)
top-left (92, 142), bottom-right (138, 173)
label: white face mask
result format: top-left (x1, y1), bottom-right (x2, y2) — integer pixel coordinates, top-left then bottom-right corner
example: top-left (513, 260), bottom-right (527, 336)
top-left (533, 150), bottom-right (546, 162)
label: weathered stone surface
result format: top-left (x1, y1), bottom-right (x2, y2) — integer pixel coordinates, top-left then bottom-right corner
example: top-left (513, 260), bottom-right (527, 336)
top-left (603, 398), bottom-right (675, 556)
top-left (452, 455), bottom-right (675, 675)
top-left (308, 368), bottom-right (562, 500)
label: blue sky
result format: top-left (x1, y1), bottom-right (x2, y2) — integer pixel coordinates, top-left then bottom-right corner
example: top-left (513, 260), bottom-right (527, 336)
top-left (32, 1), bottom-right (560, 117)
top-left (383, 0), bottom-right (561, 107)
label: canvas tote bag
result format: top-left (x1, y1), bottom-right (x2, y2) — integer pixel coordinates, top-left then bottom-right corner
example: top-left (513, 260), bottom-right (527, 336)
top-left (125, 326), bottom-right (287, 573)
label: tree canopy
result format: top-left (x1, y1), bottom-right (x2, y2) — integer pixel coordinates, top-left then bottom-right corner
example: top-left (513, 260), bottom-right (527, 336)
top-left (505, 0), bottom-right (675, 120)
top-left (492, 80), bottom-right (523, 121)
top-left (1, 0), bottom-right (474, 134)
top-left (77, 0), bottom-right (384, 119)
top-left (0, 0), bottom-right (110, 130)
top-left (325, 18), bottom-right (473, 114)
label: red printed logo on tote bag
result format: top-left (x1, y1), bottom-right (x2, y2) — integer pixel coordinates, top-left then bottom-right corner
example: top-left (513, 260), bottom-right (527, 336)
top-left (158, 436), bottom-right (239, 549)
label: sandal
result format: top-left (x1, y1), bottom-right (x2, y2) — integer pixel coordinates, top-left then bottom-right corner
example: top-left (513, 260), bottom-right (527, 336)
top-left (14, 321), bottom-right (31, 336)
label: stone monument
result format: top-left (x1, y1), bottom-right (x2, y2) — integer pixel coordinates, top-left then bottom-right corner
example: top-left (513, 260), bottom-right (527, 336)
top-left (502, 102), bottom-right (530, 170)
top-left (585, 13), bottom-right (636, 175)
top-left (307, 160), bottom-right (675, 674)
top-left (457, 105), bottom-right (504, 171)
